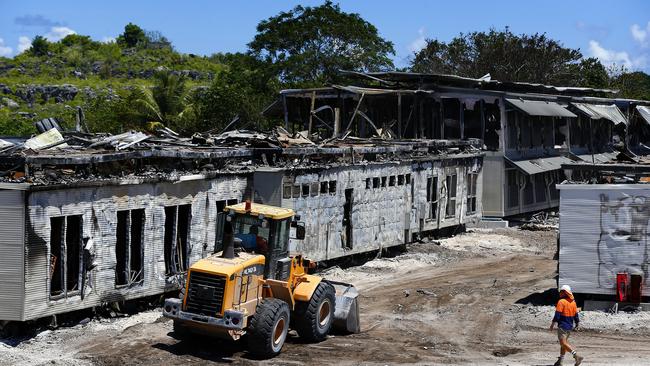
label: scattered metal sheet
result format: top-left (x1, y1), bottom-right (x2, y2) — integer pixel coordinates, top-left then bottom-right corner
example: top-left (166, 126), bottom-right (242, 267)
top-left (637, 106), bottom-right (650, 125)
top-left (33, 118), bottom-right (63, 134)
top-left (0, 138), bottom-right (14, 152)
top-left (24, 128), bottom-right (69, 150)
top-left (571, 103), bottom-right (627, 125)
top-left (575, 152), bottom-right (618, 164)
top-left (506, 155), bottom-right (576, 175)
top-left (274, 127), bottom-right (315, 147)
top-left (505, 98), bottom-right (576, 118)
top-left (88, 131), bottom-right (150, 150)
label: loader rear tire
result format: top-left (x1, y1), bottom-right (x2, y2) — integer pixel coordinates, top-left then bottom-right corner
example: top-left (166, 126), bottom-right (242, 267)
top-left (293, 281), bottom-right (335, 342)
top-left (247, 298), bottom-right (290, 358)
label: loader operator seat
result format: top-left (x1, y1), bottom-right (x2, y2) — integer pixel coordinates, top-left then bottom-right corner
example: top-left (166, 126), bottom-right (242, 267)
top-left (237, 225), bottom-right (268, 254)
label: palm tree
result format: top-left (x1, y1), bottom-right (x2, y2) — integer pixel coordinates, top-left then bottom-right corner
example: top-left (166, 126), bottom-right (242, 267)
top-left (130, 71), bottom-right (196, 130)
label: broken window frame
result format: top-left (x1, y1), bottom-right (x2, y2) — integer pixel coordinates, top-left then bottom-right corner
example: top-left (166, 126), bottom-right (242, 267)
top-left (372, 177), bottom-right (380, 189)
top-left (49, 215), bottom-right (83, 300)
top-left (310, 182), bottom-right (319, 197)
top-left (365, 178), bottom-right (371, 189)
top-left (301, 184), bottom-right (310, 197)
top-left (320, 181), bottom-right (328, 194)
top-left (329, 180), bottom-right (337, 195)
top-left (115, 209), bottom-right (145, 288)
top-left (389, 176), bottom-right (396, 187)
top-left (164, 204), bottom-right (192, 276)
top-left (426, 176), bottom-right (439, 220)
top-left (445, 174), bottom-right (458, 218)
top-left (466, 173), bottom-right (478, 214)
top-left (397, 175), bottom-right (405, 186)
top-left (381, 176), bottom-right (387, 188)
top-left (283, 183), bottom-right (293, 199)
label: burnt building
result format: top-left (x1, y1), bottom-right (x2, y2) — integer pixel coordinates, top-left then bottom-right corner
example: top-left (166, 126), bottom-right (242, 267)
top-left (0, 127), bottom-right (482, 322)
top-left (272, 71), bottom-right (649, 219)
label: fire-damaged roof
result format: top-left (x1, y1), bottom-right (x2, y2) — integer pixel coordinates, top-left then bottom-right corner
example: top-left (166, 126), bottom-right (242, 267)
top-left (339, 70), bottom-right (620, 96)
top-left (0, 124), bottom-right (482, 188)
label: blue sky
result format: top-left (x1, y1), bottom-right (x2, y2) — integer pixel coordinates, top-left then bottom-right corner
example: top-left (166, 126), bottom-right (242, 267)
top-left (1, 0), bottom-right (649, 72)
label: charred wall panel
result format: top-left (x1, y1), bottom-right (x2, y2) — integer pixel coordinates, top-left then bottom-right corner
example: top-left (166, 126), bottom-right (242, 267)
top-left (282, 156), bottom-right (483, 261)
top-left (22, 175), bottom-right (247, 321)
top-left (0, 189), bottom-right (25, 321)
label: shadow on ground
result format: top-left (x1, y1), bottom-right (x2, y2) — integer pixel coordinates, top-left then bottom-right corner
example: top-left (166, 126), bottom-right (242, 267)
top-left (515, 288), bottom-right (557, 306)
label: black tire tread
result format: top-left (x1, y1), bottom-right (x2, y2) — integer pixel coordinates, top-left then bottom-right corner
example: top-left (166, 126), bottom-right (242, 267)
top-left (247, 298), bottom-right (290, 358)
top-left (293, 281), bottom-right (336, 342)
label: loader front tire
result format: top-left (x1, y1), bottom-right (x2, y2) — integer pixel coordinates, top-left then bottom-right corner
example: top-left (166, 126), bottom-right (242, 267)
top-left (293, 281), bottom-right (336, 342)
top-left (247, 298), bottom-right (290, 358)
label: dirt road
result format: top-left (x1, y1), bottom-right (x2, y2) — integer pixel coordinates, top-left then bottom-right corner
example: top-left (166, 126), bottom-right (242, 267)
top-left (3, 228), bottom-right (650, 365)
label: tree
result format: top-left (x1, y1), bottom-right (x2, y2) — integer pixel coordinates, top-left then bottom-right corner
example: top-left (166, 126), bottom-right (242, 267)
top-left (128, 71), bottom-right (196, 131)
top-left (30, 35), bottom-right (49, 56)
top-left (410, 28), bottom-right (584, 85)
top-left (248, 1), bottom-right (395, 86)
top-left (60, 34), bottom-right (95, 48)
top-left (574, 57), bottom-right (609, 89)
top-left (117, 23), bottom-right (147, 48)
top-left (611, 71), bottom-right (650, 100)
top-left (193, 53), bottom-right (278, 132)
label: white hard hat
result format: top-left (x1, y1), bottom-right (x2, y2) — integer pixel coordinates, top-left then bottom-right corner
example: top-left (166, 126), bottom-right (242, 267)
top-left (560, 285), bottom-right (572, 293)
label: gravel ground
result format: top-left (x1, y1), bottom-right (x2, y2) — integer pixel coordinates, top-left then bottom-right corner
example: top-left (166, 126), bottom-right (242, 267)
top-left (2, 227), bottom-right (650, 365)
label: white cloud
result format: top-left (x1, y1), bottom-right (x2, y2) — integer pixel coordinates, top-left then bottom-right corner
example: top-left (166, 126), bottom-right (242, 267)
top-left (0, 38), bottom-right (12, 57)
top-left (588, 40), bottom-right (646, 70)
top-left (408, 27), bottom-right (427, 53)
top-left (45, 26), bottom-right (76, 41)
top-left (631, 22), bottom-right (650, 47)
top-left (18, 36), bottom-right (31, 53)
top-left (101, 36), bottom-right (116, 43)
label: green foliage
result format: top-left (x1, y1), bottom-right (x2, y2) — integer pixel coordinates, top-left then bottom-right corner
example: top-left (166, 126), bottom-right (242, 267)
top-left (125, 71), bottom-right (196, 131)
top-left (192, 53), bottom-right (278, 132)
top-left (574, 57), bottom-right (610, 89)
top-left (248, 0), bottom-right (395, 86)
top-left (611, 71), bottom-right (650, 100)
top-left (30, 35), bottom-right (50, 57)
top-left (410, 28), bottom-right (585, 85)
top-left (117, 23), bottom-right (147, 48)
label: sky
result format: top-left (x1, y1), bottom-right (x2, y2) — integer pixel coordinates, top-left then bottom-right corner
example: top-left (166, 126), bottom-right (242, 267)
top-left (1, 0), bottom-right (649, 72)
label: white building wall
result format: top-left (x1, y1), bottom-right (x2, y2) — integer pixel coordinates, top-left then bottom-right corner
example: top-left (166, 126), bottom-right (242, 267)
top-left (559, 184), bottom-right (650, 296)
top-left (22, 175), bottom-right (247, 321)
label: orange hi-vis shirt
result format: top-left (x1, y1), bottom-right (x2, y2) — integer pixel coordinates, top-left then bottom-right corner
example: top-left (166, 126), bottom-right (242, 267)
top-left (553, 296), bottom-right (579, 330)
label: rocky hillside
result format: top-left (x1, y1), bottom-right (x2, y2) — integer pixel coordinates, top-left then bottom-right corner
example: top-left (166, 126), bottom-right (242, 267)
top-left (0, 26), bottom-right (226, 136)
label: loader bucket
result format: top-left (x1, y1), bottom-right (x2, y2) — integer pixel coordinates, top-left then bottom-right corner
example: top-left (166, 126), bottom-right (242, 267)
top-left (327, 280), bottom-right (360, 334)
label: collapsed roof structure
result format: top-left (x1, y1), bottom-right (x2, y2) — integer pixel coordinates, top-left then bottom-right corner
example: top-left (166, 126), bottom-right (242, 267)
top-left (266, 71), bottom-right (650, 218)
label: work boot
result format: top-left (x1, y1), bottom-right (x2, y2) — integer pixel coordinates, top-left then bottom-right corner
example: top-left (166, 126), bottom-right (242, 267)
top-left (553, 357), bottom-right (563, 366)
top-left (574, 354), bottom-right (584, 366)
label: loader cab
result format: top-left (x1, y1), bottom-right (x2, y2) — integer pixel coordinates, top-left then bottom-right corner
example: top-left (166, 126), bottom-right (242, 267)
top-left (219, 202), bottom-right (304, 280)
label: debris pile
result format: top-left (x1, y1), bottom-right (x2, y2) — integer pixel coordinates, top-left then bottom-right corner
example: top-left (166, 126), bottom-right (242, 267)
top-left (0, 120), bottom-right (482, 186)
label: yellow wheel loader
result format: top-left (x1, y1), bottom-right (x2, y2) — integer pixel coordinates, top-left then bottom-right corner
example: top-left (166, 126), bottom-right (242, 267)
top-left (163, 201), bottom-right (360, 358)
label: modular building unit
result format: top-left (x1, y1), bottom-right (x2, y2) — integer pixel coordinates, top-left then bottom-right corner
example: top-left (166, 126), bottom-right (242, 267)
top-left (558, 184), bottom-right (650, 296)
top-left (0, 175), bottom-right (247, 322)
top-left (252, 154), bottom-right (483, 262)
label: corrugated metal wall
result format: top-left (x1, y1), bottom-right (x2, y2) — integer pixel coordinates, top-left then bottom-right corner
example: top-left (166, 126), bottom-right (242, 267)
top-left (21, 175), bottom-right (247, 321)
top-left (559, 184), bottom-right (650, 296)
top-left (0, 189), bottom-right (25, 321)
